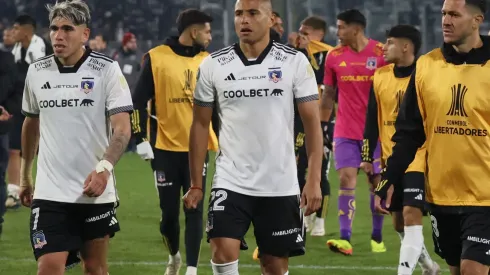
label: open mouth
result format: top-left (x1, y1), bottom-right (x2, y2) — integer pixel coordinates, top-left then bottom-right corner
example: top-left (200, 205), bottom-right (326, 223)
top-left (240, 28), bottom-right (252, 34)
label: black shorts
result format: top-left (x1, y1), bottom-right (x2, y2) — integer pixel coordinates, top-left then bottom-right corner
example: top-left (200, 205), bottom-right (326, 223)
top-left (430, 208), bottom-right (490, 267)
top-left (30, 199), bottom-right (120, 268)
top-left (206, 188), bottom-right (305, 258)
top-left (8, 114), bottom-right (24, 150)
top-left (388, 172), bottom-right (425, 212)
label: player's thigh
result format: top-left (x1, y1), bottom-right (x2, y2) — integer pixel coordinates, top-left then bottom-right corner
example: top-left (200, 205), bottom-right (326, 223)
top-left (430, 211), bottom-right (462, 267)
top-left (460, 209), bottom-right (490, 266)
top-left (30, 200), bottom-right (81, 266)
top-left (253, 195), bottom-right (305, 258)
top-left (206, 188), bottom-right (253, 242)
top-left (402, 172), bottom-right (425, 222)
top-left (333, 137), bottom-right (362, 171)
top-left (152, 149), bottom-right (183, 211)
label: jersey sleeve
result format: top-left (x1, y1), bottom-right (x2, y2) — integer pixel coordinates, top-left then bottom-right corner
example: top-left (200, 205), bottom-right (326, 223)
top-left (21, 67), bottom-right (39, 117)
top-left (323, 51), bottom-right (336, 87)
top-left (362, 84), bottom-right (379, 162)
top-left (105, 61), bottom-right (134, 116)
top-left (383, 67), bottom-right (426, 184)
top-left (293, 53), bottom-right (319, 103)
top-left (193, 56), bottom-right (215, 108)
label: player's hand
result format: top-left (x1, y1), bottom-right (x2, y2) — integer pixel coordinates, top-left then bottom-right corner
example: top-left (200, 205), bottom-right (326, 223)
top-left (374, 185), bottom-right (394, 215)
top-left (360, 162), bottom-right (374, 175)
top-left (182, 186), bottom-right (203, 209)
top-left (288, 32), bottom-right (299, 47)
top-left (297, 33), bottom-right (310, 49)
top-left (300, 181), bottom-right (322, 216)
top-left (19, 185), bottom-right (34, 207)
top-left (0, 106), bottom-right (12, 121)
top-left (136, 141), bottom-right (154, 160)
top-left (83, 170), bottom-right (110, 197)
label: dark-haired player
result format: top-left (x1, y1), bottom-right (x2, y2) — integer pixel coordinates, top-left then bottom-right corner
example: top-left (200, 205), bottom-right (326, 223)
top-left (362, 25), bottom-right (440, 275)
top-left (321, 9), bottom-right (387, 255)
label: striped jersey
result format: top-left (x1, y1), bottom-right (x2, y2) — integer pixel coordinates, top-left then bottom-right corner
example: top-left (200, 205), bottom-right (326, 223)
top-left (194, 40), bottom-right (319, 196)
top-left (22, 48), bottom-right (133, 204)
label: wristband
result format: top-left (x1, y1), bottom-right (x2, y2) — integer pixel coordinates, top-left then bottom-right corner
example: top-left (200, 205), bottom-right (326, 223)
top-left (189, 186), bottom-right (203, 192)
top-left (96, 160), bottom-right (113, 174)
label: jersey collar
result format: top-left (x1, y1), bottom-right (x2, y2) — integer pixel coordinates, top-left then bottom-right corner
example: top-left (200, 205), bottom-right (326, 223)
top-left (164, 36), bottom-right (205, 57)
top-left (393, 62), bottom-right (415, 78)
top-left (234, 39), bottom-right (273, 66)
top-left (441, 35), bottom-right (490, 65)
top-left (55, 48), bottom-right (91, 74)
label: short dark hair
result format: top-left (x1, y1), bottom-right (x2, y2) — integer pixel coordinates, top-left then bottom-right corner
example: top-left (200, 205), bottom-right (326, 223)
top-left (386, 25), bottom-right (422, 55)
top-left (272, 11), bottom-right (280, 18)
top-left (176, 9), bottom-right (213, 35)
top-left (14, 14), bottom-right (37, 29)
top-left (466, 0), bottom-right (486, 14)
top-left (301, 16), bottom-right (327, 33)
top-left (337, 9), bottom-right (366, 28)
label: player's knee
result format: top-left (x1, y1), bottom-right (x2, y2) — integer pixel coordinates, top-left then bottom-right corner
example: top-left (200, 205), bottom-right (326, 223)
top-left (338, 169), bottom-right (356, 188)
top-left (260, 254), bottom-right (288, 275)
top-left (37, 256), bottom-right (65, 275)
top-left (210, 238), bottom-right (240, 264)
top-left (460, 259), bottom-right (488, 275)
top-left (160, 211), bottom-right (179, 232)
top-left (402, 206), bottom-right (423, 226)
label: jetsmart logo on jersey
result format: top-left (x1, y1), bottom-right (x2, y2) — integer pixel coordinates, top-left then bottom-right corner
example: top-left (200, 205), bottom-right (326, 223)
top-left (224, 88), bottom-right (283, 99)
top-left (39, 99), bottom-right (94, 109)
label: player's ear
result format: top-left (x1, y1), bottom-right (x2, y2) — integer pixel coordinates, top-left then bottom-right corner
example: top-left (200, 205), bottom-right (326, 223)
top-left (473, 14), bottom-right (484, 28)
top-left (190, 27), bottom-right (199, 40)
top-left (82, 27), bottom-right (90, 44)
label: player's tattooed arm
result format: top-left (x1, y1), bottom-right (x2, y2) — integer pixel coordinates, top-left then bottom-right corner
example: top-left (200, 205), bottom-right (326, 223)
top-left (104, 112), bottom-right (131, 165)
top-left (320, 84), bottom-right (336, 122)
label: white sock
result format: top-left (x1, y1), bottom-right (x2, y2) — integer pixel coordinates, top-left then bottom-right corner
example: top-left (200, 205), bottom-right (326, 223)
top-left (417, 243), bottom-right (435, 270)
top-left (398, 225), bottom-right (423, 275)
top-left (169, 251), bottom-right (181, 264)
top-left (7, 184), bottom-right (19, 194)
top-left (397, 231), bottom-right (404, 242)
top-left (211, 260), bottom-right (239, 275)
top-left (186, 266), bottom-right (197, 275)
top-left (284, 271), bottom-right (289, 275)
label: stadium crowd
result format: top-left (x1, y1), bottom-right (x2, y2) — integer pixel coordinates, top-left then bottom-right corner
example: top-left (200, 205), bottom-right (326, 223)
top-left (1, 0), bottom-right (490, 275)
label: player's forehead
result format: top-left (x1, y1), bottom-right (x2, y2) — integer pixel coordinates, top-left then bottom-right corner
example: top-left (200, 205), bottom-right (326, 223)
top-left (235, 0), bottom-right (266, 12)
top-left (442, 0), bottom-right (467, 13)
top-left (50, 16), bottom-right (77, 28)
top-left (299, 24), bottom-right (313, 34)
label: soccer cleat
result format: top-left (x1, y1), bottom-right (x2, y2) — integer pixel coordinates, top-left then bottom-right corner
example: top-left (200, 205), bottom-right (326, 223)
top-left (370, 239), bottom-right (387, 253)
top-left (326, 239), bottom-right (353, 255)
top-left (310, 217), bottom-right (325, 236)
top-left (422, 261), bottom-right (441, 275)
top-left (304, 214), bottom-right (315, 232)
top-left (252, 247), bottom-right (259, 261)
top-left (164, 255), bottom-right (181, 275)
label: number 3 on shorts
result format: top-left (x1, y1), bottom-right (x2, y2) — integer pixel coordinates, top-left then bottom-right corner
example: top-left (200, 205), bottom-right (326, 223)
top-left (210, 190), bottom-right (227, 211)
top-left (32, 207), bottom-right (40, 230)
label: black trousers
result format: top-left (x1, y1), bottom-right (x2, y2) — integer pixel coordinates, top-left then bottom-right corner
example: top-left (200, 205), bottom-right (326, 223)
top-left (0, 134), bottom-right (8, 225)
top-left (151, 149), bottom-right (208, 267)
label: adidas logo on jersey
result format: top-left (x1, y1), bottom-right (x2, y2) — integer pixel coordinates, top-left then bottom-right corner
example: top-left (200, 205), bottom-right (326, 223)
top-left (415, 194), bottom-right (423, 200)
top-left (41, 82), bottom-right (52, 89)
top-left (224, 73), bottom-right (236, 81)
top-left (296, 234), bottom-right (303, 243)
top-left (400, 262), bottom-right (410, 268)
top-left (109, 217), bottom-right (118, 227)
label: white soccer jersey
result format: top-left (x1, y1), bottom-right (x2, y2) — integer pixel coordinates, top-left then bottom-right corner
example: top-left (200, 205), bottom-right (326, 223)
top-left (22, 49), bottom-right (133, 204)
top-left (194, 41), bottom-right (318, 197)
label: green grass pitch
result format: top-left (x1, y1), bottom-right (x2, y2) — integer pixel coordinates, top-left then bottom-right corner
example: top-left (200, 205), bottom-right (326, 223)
top-left (0, 153), bottom-right (446, 274)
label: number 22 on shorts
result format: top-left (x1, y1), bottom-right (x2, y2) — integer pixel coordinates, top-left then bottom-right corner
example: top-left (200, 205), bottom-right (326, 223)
top-left (210, 190), bottom-right (227, 211)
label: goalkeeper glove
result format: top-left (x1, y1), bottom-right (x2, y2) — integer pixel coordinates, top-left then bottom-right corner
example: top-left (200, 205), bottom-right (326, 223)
top-left (136, 141), bottom-right (154, 160)
top-left (374, 168), bottom-right (392, 200)
top-left (321, 121), bottom-right (332, 151)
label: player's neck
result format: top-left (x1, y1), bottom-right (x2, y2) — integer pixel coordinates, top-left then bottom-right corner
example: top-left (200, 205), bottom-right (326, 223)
top-left (395, 55), bottom-right (415, 67)
top-left (58, 48), bottom-right (85, 66)
top-left (178, 35), bottom-right (194, 47)
top-left (349, 36), bottom-right (369, 52)
top-left (452, 33), bottom-right (483, 53)
top-left (239, 37), bottom-right (270, 59)
top-left (21, 33), bottom-right (34, 49)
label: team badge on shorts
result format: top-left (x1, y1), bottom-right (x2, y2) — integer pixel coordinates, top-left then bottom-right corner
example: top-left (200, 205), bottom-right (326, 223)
top-left (366, 57), bottom-right (377, 70)
top-left (32, 231), bottom-right (48, 249)
top-left (80, 78), bottom-right (94, 94)
top-left (268, 68), bottom-right (282, 83)
top-left (156, 171), bottom-right (166, 183)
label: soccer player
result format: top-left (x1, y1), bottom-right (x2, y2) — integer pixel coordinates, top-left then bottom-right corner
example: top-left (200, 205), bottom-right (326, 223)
top-left (131, 9), bottom-right (217, 275)
top-left (295, 15), bottom-right (334, 236)
top-left (18, 1), bottom-right (132, 274)
top-left (374, 1), bottom-right (490, 274)
top-left (361, 25), bottom-right (440, 275)
top-left (321, 9), bottom-right (387, 255)
top-left (185, 0), bottom-right (323, 274)
top-left (7, 15), bottom-right (53, 209)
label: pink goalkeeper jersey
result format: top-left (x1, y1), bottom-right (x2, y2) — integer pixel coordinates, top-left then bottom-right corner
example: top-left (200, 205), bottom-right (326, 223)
top-left (324, 39), bottom-right (387, 140)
